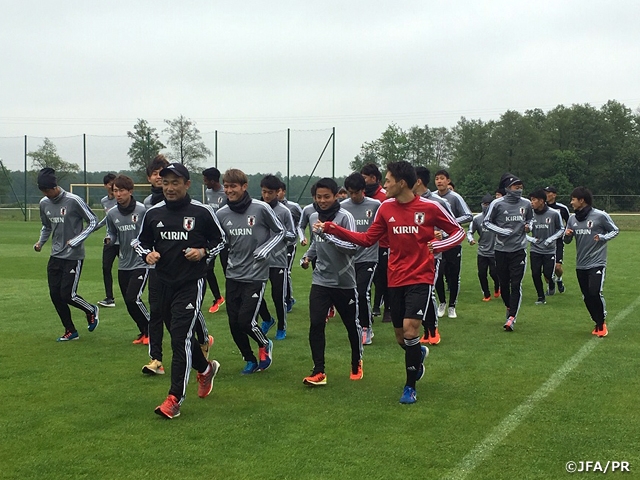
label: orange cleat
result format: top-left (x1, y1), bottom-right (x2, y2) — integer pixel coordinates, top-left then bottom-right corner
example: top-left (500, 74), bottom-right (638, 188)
top-left (350, 361), bottom-right (363, 381)
top-left (428, 328), bottom-right (441, 345)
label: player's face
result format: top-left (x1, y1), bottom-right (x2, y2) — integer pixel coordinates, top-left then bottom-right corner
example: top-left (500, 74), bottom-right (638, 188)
top-left (434, 174), bottom-right (449, 193)
top-left (361, 173), bottom-right (378, 185)
top-left (384, 172), bottom-right (405, 198)
top-left (40, 187), bottom-right (60, 199)
top-left (546, 191), bottom-right (556, 203)
top-left (347, 188), bottom-right (365, 203)
top-left (113, 186), bottom-right (133, 206)
top-left (162, 174), bottom-right (190, 201)
top-left (277, 188), bottom-right (285, 200)
top-left (203, 177), bottom-right (216, 189)
top-left (261, 188), bottom-right (278, 204)
top-left (104, 181), bottom-right (114, 197)
top-left (508, 184), bottom-right (524, 191)
top-left (570, 196), bottom-right (587, 211)
top-left (314, 187), bottom-right (337, 210)
top-left (148, 169), bottom-right (163, 188)
top-left (530, 197), bottom-right (544, 210)
top-left (224, 181), bottom-right (247, 202)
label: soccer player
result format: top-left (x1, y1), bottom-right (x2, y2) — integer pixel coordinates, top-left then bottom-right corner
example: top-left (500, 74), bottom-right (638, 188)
top-left (341, 172), bottom-right (381, 345)
top-left (257, 174), bottom-right (297, 340)
top-left (96, 173), bottom-right (118, 308)
top-left (527, 189), bottom-right (564, 305)
top-left (134, 163), bottom-right (225, 419)
top-left (277, 181), bottom-right (304, 312)
top-left (467, 194), bottom-right (501, 302)
top-left (105, 175), bottom-right (151, 344)
top-left (413, 166), bottom-right (453, 345)
top-left (483, 173), bottom-right (533, 331)
top-left (434, 169), bottom-right (472, 318)
top-left (301, 177), bottom-right (362, 385)
top-left (216, 168), bottom-right (283, 374)
top-left (202, 167), bottom-right (227, 313)
top-left (337, 187), bottom-right (349, 201)
top-left (563, 187), bottom-right (619, 337)
top-left (316, 161), bottom-right (465, 404)
top-left (360, 163), bottom-right (390, 321)
top-left (33, 168), bottom-right (100, 341)
top-left (545, 186), bottom-right (571, 293)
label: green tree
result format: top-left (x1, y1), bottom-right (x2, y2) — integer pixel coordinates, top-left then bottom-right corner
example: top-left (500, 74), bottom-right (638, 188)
top-left (127, 119), bottom-right (165, 174)
top-left (163, 115), bottom-right (212, 171)
top-left (28, 138), bottom-right (80, 182)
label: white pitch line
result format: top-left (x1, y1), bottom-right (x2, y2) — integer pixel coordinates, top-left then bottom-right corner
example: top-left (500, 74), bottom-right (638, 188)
top-left (444, 295), bottom-right (640, 480)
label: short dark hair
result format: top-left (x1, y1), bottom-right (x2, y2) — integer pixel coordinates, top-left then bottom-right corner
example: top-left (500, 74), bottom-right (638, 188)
top-left (113, 174), bottom-right (134, 191)
top-left (360, 163), bottom-right (382, 181)
top-left (202, 167), bottom-right (221, 181)
top-left (315, 177), bottom-right (338, 195)
top-left (570, 186), bottom-right (593, 206)
top-left (279, 181), bottom-right (287, 191)
top-left (434, 169), bottom-right (450, 179)
top-left (386, 161), bottom-right (417, 189)
top-left (146, 154), bottom-right (169, 177)
top-left (344, 172), bottom-right (366, 191)
top-left (260, 174), bottom-right (281, 191)
top-left (415, 166), bottom-right (430, 186)
top-left (529, 189), bottom-right (547, 201)
top-left (103, 173), bottom-right (116, 185)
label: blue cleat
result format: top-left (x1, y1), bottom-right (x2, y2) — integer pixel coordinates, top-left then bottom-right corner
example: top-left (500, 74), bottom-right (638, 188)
top-left (286, 298), bottom-right (296, 313)
top-left (399, 386), bottom-right (417, 404)
top-left (258, 339), bottom-right (273, 371)
top-left (417, 345), bottom-right (429, 381)
top-left (57, 331), bottom-right (79, 342)
top-left (242, 361), bottom-right (259, 375)
top-left (275, 329), bottom-right (286, 340)
top-left (260, 317), bottom-right (276, 335)
top-left (87, 305), bottom-right (99, 332)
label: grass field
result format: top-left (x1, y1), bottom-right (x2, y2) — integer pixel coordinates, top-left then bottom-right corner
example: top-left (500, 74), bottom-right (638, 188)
top-left (1, 220), bottom-right (639, 479)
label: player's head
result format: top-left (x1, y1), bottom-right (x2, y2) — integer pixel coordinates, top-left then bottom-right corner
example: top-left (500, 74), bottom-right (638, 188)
top-left (314, 177), bottom-right (339, 210)
top-left (223, 168), bottom-right (248, 202)
top-left (277, 180), bottom-right (287, 200)
top-left (360, 163), bottom-right (382, 185)
top-left (202, 167), bottom-right (221, 189)
top-left (434, 169), bottom-right (450, 193)
top-left (495, 188), bottom-right (506, 198)
top-left (37, 167), bottom-right (60, 198)
top-left (260, 174), bottom-right (281, 204)
top-left (147, 154), bottom-right (169, 187)
top-left (449, 181), bottom-right (455, 191)
top-left (385, 161), bottom-right (416, 198)
top-left (529, 189), bottom-right (547, 211)
top-left (570, 186), bottom-right (592, 210)
top-left (413, 166), bottom-right (430, 195)
top-left (160, 163), bottom-right (191, 201)
top-left (499, 172), bottom-right (523, 192)
top-left (337, 187), bottom-right (348, 201)
top-left (544, 185), bottom-right (557, 204)
top-left (344, 172), bottom-right (366, 203)
top-left (113, 174), bottom-right (135, 206)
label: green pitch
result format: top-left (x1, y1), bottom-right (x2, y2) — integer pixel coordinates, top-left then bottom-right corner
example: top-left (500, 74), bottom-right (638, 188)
top-left (1, 221), bottom-right (638, 479)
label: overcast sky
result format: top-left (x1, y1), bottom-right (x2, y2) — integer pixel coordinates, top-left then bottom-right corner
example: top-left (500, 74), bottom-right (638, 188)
top-left (1, 0), bottom-right (639, 175)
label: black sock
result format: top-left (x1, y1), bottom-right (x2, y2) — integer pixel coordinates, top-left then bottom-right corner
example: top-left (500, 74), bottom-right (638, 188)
top-left (404, 337), bottom-right (421, 389)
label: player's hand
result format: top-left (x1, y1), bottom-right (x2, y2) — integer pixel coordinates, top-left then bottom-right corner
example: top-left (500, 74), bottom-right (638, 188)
top-left (146, 251), bottom-right (161, 265)
top-left (469, 239), bottom-right (476, 245)
top-left (184, 247), bottom-right (205, 262)
top-left (301, 238), bottom-right (308, 246)
top-left (104, 237), bottom-right (111, 245)
top-left (300, 257), bottom-right (310, 269)
top-left (427, 241), bottom-right (435, 253)
top-left (312, 221), bottom-right (325, 234)
top-left (594, 234), bottom-right (600, 242)
top-left (565, 228), bottom-right (574, 237)
top-left (33, 242), bottom-right (42, 252)
top-left (434, 231), bottom-right (443, 240)
top-left (524, 224), bottom-right (531, 233)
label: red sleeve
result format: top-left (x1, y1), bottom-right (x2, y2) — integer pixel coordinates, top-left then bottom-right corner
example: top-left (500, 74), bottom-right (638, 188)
top-left (430, 202), bottom-right (465, 253)
top-left (325, 208), bottom-right (387, 247)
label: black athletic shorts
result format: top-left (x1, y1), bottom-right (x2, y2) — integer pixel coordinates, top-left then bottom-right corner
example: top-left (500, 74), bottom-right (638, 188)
top-left (387, 284), bottom-right (432, 329)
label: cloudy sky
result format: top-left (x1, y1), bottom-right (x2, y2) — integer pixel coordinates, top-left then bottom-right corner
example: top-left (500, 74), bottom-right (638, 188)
top-left (1, 0), bottom-right (639, 175)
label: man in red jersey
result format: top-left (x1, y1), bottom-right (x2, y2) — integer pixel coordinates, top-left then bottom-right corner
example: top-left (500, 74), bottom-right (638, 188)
top-left (315, 161), bottom-right (464, 404)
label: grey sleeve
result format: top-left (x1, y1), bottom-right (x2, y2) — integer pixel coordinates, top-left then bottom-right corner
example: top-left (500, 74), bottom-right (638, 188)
top-left (38, 204), bottom-right (52, 245)
top-left (68, 198), bottom-right (98, 248)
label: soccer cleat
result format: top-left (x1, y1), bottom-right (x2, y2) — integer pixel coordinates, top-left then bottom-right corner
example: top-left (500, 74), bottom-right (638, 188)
top-left (399, 386), bottom-right (417, 404)
top-left (420, 331), bottom-right (430, 344)
top-left (591, 325), bottom-right (599, 335)
top-left (242, 361), bottom-right (259, 374)
top-left (286, 298), bottom-right (296, 313)
top-left (303, 372), bottom-right (327, 386)
top-left (494, 289), bottom-right (501, 298)
top-left (327, 306), bottom-right (336, 318)
top-left (155, 394), bottom-right (180, 419)
top-left (197, 360), bottom-right (220, 398)
top-left (97, 298), bottom-right (115, 308)
top-left (547, 287), bottom-right (556, 296)
top-left (209, 296), bottom-right (225, 313)
top-left (260, 317), bottom-right (276, 335)
top-left (143, 334), bottom-right (149, 345)
top-left (597, 323), bottom-right (608, 337)
top-left (201, 335), bottom-right (214, 359)
top-left (372, 307), bottom-right (381, 317)
top-left (87, 305), bottom-right (99, 332)
top-left (417, 345), bottom-right (429, 381)
top-left (275, 329), bottom-right (286, 340)
top-left (437, 303), bottom-right (446, 318)
top-left (258, 340), bottom-right (273, 371)
top-left (482, 296), bottom-right (491, 302)
top-left (557, 281), bottom-right (565, 293)
top-left (57, 330), bottom-right (79, 342)
top-left (133, 333), bottom-right (146, 344)
top-left (428, 328), bottom-right (441, 345)
top-left (142, 359), bottom-right (165, 375)
top-left (448, 307), bottom-right (457, 318)
top-left (504, 316), bottom-right (516, 331)
top-left (362, 327), bottom-right (373, 345)
top-left (350, 360), bottom-right (364, 380)
top-left (535, 298), bottom-right (546, 305)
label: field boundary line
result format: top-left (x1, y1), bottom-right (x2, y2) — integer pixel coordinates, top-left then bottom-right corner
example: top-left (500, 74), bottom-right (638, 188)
top-left (444, 294), bottom-right (640, 480)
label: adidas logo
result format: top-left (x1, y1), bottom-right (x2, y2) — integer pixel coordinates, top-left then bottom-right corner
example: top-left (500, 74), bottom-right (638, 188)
top-left (407, 366), bottom-right (417, 371)
top-left (596, 270), bottom-right (602, 274)
top-left (503, 210), bottom-right (509, 214)
top-left (279, 269), bottom-right (284, 274)
top-left (252, 293), bottom-right (259, 298)
top-left (157, 221), bottom-right (165, 227)
top-left (416, 309), bottom-right (424, 315)
top-left (137, 276), bottom-right (144, 280)
top-left (349, 299), bottom-right (355, 305)
top-left (520, 261), bottom-right (525, 265)
top-left (226, 220), bottom-right (233, 226)
top-left (367, 268), bottom-right (373, 272)
top-left (115, 219), bottom-right (120, 223)
top-left (185, 303), bottom-right (194, 310)
top-left (46, 210), bottom-right (51, 214)
top-left (69, 269), bottom-right (75, 274)
top-left (389, 216), bottom-right (396, 222)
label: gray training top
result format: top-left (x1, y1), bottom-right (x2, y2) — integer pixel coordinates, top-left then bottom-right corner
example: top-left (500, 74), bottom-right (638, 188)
top-left (216, 199), bottom-right (285, 282)
top-left (467, 211), bottom-right (497, 257)
top-left (38, 188), bottom-right (98, 260)
top-left (280, 198), bottom-right (304, 242)
top-left (267, 201), bottom-right (297, 268)
top-left (305, 208), bottom-right (357, 289)
top-left (422, 189), bottom-right (454, 260)
top-left (436, 190), bottom-right (473, 225)
top-left (527, 207), bottom-right (564, 255)
top-left (564, 207), bottom-right (619, 270)
top-left (106, 201), bottom-right (149, 270)
top-left (483, 194), bottom-right (533, 253)
top-left (205, 186), bottom-right (227, 213)
top-left (339, 196), bottom-right (380, 264)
